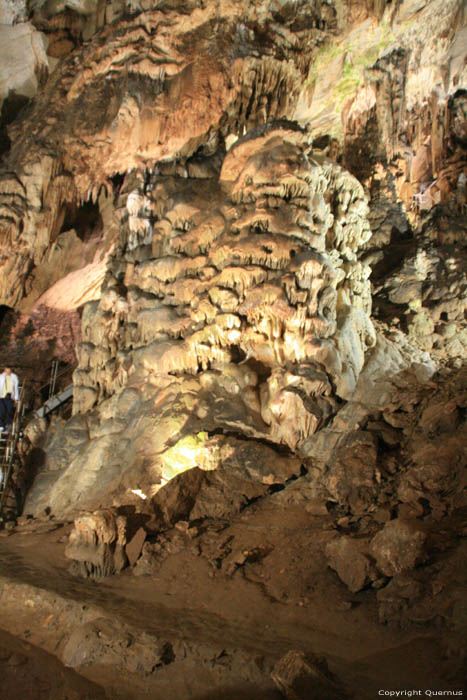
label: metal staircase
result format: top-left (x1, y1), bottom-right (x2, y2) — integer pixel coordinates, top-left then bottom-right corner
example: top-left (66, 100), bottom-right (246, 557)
top-left (0, 364), bottom-right (74, 523)
top-left (34, 360), bottom-right (74, 419)
top-left (35, 384), bottom-right (73, 418)
top-left (0, 384), bottom-right (25, 522)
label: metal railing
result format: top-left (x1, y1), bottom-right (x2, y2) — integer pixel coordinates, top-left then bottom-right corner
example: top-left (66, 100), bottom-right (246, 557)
top-left (0, 362), bottom-right (75, 522)
top-left (49, 359), bottom-right (59, 399)
top-left (0, 381), bottom-right (26, 521)
top-left (36, 361), bottom-right (75, 401)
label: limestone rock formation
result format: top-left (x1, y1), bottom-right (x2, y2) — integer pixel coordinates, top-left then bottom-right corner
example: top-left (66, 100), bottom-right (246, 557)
top-left (65, 508), bottom-right (128, 577)
top-left (0, 4), bottom-right (49, 108)
top-left (22, 125), bottom-right (378, 518)
top-left (0, 0), bottom-right (465, 696)
top-left (0, 0), bottom-right (339, 308)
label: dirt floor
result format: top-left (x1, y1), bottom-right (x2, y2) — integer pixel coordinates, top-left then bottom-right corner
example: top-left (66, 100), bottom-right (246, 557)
top-left (0, 626), bottom-right (106, 700)
top-left (0, 498), bottom-right (465, 699)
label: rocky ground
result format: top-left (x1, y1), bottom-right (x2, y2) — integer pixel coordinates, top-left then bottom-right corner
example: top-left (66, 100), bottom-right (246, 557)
top-left (0, 626), bottom-right (105, 700)
top-left (0, 471), bottom-right (465, 699)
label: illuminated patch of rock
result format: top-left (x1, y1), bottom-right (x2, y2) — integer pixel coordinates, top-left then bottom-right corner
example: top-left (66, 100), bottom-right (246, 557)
top-left (25, 126), bottom-right (377, 518)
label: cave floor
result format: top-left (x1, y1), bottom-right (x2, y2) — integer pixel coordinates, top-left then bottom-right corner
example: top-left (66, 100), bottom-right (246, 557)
top-left (0, 502), bottom-right (463, 699)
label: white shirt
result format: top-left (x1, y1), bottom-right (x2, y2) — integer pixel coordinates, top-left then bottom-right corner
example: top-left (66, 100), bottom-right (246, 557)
top-left (0, 372), bottom-right (19, 400)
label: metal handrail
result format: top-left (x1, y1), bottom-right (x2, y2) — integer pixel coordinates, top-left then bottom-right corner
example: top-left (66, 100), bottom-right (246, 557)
top-left (36, 362), bottom-right (76, 397)
top-left (49, 359), bottom-right (59, 399)
top-left (0, 381), bottom-right (26, 520)
top-left (0, 361), bottom-right (76, 522)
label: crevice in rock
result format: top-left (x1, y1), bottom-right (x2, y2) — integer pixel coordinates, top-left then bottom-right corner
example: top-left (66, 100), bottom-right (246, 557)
top-left (0, 92), bottom-right (31, 160)
top-left (205, 428), bottom-right (295, 459)
top-left (59, 199), bottom-right (103, 243)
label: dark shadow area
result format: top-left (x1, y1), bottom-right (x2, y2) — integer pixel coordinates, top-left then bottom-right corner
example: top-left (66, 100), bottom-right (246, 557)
top-left (370, 226), bottom-right (416, 282)
top-left (60, 199), bottom-right (103, 242)
top-left (19, 447), bottom-right (46, 515)
top-left (0, 626), bottom-right (107, 700)
top-left (115, 505), bottom-right (153, 541)
top-left (110, 171), bottom-right (125, 197)
top-left (343, 108), bottom-right (380, 181)
top-left (193, 687), bottom-right (282, 700)
top-left (0, 91), bottom-right (31, 160)
top-left (0, 304), bottom-right (14, 326)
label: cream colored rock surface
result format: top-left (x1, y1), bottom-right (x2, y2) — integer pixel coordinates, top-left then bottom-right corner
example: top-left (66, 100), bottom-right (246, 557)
top-left (0, 22), bottom-right (49, 107)
top-left (0, 0), bottom-right (333, 306)
top-left (0, 0), bottom-right (28, 24)
top-left (295, 0), bottom-right (465, 139)
top-left (12, 1), bottom-right (463, 528)
top-left (24, 125), bottom-right (381, 517)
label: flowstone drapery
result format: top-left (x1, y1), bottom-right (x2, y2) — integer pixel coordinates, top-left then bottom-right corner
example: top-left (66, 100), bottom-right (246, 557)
top-left (26, 126), bottom-right (376, 517)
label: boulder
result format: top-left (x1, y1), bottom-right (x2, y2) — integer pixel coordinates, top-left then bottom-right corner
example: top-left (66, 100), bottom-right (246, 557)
top-left (325, 535), bottom-right (372, 593)
top-left (65, 509), bottom-right (128, 578)
top-left (370, 519), bottom-right (426, 577)
top-left (271, 650), bottom-right (346, 700)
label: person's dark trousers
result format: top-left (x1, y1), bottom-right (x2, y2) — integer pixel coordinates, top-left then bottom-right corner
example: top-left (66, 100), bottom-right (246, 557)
top-left (0, 397), bottom-right (14, 429)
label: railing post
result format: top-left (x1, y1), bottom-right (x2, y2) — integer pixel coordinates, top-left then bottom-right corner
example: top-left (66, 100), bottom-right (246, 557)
top-left (49, 360), bottom-right (59, 399)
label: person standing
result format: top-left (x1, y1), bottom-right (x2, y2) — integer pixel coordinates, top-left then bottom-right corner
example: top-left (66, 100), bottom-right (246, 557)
top-left (0, 366), bottom-right (19, 433)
